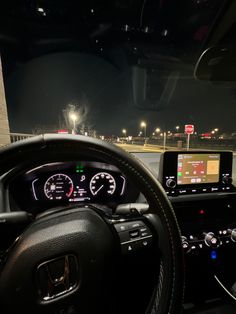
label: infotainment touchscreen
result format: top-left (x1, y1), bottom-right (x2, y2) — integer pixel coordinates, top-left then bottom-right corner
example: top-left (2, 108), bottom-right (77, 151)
top-left (177, 153), bottom-right (220, 185)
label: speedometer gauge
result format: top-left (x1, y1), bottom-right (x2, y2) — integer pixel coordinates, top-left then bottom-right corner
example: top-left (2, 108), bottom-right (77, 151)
top-left (90, 172), bottom-right (116, 196)
top-left (44, 174), bottom-right (74, 200)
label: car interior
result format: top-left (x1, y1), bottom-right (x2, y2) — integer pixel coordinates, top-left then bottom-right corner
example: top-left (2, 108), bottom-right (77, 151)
top-left (1, 1), bottom-right (236, 314)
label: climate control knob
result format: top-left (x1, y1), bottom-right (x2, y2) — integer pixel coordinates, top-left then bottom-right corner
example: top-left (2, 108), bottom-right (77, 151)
top-left (228, 229), bottom-right (236, 242)
top-left (222, 176), bottom-right (232, 185)
top-left (166, 179), bottom-right (176, 189)
top-left (181, 236), bottom-right (190, 252)
top-left (204, 232), bottom-right (220, 248)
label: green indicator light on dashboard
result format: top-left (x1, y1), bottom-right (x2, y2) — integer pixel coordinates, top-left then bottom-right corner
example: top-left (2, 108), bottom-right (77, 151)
top-left (76, 163), bottom-right (84, 173)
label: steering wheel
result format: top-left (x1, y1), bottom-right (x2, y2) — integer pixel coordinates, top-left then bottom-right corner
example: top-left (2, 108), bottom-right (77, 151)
top-left (0, 134), bottom-right (184, 314)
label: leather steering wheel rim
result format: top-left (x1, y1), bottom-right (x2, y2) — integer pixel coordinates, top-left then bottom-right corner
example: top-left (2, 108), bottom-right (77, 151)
top-left (0, 134), bottom-right (184, 314)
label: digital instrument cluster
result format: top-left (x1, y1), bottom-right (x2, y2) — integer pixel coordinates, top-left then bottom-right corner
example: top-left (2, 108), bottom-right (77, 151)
top-left (23, 161), bottom-right (128, 204)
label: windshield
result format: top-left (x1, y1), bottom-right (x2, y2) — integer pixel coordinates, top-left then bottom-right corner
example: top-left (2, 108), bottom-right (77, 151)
top-left (0, 0), bottom-right (235, 160)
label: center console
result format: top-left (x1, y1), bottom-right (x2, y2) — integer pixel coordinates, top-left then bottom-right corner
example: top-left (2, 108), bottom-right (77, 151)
top-left (158, 150), bottom-right (236, 252)
top-left (158, 151), bottom-right (236, 304)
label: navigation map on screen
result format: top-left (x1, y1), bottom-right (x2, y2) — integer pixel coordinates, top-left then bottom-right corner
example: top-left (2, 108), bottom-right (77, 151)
top-left (177, 154), bottom-right (220, 185)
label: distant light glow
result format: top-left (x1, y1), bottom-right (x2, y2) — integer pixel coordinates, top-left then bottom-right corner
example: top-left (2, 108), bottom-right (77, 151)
top-left (70, 113), bottom-right (77, 122)
top-left (162, 29), bottom-right (168, 36)
top-left (124, 25), bottom-right (129, 32)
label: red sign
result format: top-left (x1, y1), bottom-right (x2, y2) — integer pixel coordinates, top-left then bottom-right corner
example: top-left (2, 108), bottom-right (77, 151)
top-left (57, 129), bottom-right (68, 134)
top-left (185, 125), bottom-right (194, 135)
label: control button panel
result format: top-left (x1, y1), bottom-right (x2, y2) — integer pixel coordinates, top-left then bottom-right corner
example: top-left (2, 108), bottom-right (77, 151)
top-left (167, 185), bottom-right (234, 196)
top-left (114, 220), bottom-right (153, 254)
top-left (181, 228), bottom-right (236, 254)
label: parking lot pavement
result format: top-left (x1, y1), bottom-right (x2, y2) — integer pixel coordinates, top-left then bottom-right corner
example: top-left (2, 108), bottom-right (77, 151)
top-left (116, 143), bottom-right (163, 152)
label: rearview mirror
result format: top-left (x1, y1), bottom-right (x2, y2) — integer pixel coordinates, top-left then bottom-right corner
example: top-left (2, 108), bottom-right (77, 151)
top-left (132, 65), bottom-right (179, 111)
top-left (194, 46), bottom-right (236, 81)
top-left (131, 57), bottom-right (192, 111)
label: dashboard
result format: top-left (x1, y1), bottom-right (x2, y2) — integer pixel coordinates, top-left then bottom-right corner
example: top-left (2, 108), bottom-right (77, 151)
top-left (8, 161), bottom-right (139, 213)
top-left (4, 150), bottom-right (236, 309)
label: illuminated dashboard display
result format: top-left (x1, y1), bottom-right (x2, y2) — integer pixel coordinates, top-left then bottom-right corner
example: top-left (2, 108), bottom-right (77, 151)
top-left (177, 153), bottom-right (220, 185)
top-left (29, 161), bottom-right (127, 203)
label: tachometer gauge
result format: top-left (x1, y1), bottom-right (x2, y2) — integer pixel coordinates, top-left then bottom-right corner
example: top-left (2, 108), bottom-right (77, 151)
top-left (44, 174), bottom-right (74, 200)
top-left (90, 172), bottom-right (116, 196)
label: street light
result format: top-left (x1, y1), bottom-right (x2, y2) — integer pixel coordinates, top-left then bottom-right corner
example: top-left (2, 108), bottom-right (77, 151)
top-left (140, 121), bottom-right (147, 145)
top-left (214, 128), bottom-right (219, 132)
top-left (176, 126), bottom-right (180, 131)
top-left (69, 113), bottom-right (77, 134)
top-left (122, 129), bottom-right (127, 144)
top-left (155, 128), bottom-right (161, 133)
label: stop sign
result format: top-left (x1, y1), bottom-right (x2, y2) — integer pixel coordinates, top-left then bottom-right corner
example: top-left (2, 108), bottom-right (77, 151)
top-left (57, 129), bottom-right (69, 134)
top-left (185, 125), bottom-right (194, 135)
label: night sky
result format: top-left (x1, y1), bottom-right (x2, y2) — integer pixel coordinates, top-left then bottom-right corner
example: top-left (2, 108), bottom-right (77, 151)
top-left (1, 0), bottom-right (234, 136)
top-left (4, 51), bottom-right (236, 136)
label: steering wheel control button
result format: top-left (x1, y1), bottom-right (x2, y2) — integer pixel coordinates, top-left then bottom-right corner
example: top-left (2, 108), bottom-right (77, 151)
top-left (114, 222), bottom-right (130, 232)
top-left (138, 237), bottom-right (152, 248)
top-left (114, 221), bottom-right (145, 233)
top-left (204, 232), bottom-right (220, 248)
top-left (115, 220), bottom-right (153, 253)
top-left (36, 254), bottom-right (79, 301)
top-left (129, 230), bottom-right (140, 238)
top-left (121, 242), bottom-right (137, 254)
top-left (140, 227), bottom-right (151, 237)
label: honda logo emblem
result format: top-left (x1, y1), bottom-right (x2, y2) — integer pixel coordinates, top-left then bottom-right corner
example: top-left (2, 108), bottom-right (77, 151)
top-left (36, 254), bottom-right (79, 301)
